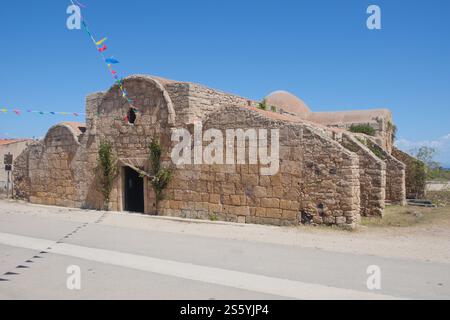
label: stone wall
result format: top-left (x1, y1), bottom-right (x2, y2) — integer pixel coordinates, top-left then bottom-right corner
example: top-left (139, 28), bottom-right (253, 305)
top-left (158, 106), bottom-right (360, 228)
top-left (186, 83), bottom-right (259, 123)
top-left (364, 140), bottom-right (406, 205)
top-left (76, 76), bottom-right (175, 211)
top-left (307, 112), bottom-right (394, 153)
top-left (392, 147), bottom-right (426, 199)
top-left (13, 124), bottom-right (81, 207)
top-left (13, 74), bottom-right (411, 229)
top-left (165, 82), bottom-right (191, 125)
top-left (339, 133), bottom-right (386, 217)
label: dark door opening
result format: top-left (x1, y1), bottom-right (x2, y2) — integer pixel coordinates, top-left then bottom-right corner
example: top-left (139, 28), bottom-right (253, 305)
top-left (124, 166), bottom-right (144, 213)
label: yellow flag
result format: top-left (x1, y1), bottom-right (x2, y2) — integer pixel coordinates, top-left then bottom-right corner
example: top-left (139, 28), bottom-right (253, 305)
top-left (95, 37), bottom-right (107, 46)
top-left (1, 108), bottom-right (7, 113)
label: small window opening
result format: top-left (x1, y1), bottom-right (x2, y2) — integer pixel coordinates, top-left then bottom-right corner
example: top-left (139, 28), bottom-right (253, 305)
top-left (127, 108), bottom-right (137, 124)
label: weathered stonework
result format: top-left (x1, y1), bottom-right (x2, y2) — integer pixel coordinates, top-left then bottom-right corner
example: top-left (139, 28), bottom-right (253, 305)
top-left (13, 74), bottom-right (410, 228)
top-left (339, 133), bottom-right (386, 217)
top-left (392, 147), bottom-right (426, 199)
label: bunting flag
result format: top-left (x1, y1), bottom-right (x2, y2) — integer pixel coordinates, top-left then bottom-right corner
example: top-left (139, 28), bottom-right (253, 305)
top-left (105, 58), bottom-right (119, 64)
top-left (95, 37), bottom-right (107, 46)
top-left (0, 108), bottom-right (85, 117)
top-left (69, 0), bottom-right (139, 117)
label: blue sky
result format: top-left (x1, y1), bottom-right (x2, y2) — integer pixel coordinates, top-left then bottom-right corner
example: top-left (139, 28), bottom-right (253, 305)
top-left (0, 0), bottom-right (449, 165)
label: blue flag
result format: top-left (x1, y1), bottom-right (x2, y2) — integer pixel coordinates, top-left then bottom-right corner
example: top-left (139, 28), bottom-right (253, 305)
top-left (105, 58), bottom-right (119, 64)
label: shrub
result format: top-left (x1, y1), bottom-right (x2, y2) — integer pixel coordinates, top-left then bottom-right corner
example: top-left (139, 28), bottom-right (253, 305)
top-left (406, 160), bottom-right (427, 199)
top-left (258, 99), bottom-right (268, 111)
top-left (97, 141), bottom-right (118, 210)
top-left (148, 139), bottom-right (172, 209)
top-left (349, 124), bottom-right (376, 136)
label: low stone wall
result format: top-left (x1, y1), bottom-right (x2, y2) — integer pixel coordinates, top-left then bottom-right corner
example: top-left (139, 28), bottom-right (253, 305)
top-left (339, 133), bottom-right (386, 217)
top-left (426, 182), bottom-right (450, 192)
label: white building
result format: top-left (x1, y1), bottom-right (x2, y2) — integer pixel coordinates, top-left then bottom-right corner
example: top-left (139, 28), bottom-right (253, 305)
top-left (0, 139), bottom-right (32, 195)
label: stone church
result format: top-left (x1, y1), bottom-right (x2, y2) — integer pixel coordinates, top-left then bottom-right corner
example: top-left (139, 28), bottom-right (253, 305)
top-left (13, 75), bottom-right (413, 229)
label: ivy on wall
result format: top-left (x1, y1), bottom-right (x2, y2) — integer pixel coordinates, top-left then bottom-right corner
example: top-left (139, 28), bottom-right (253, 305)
top-left (97, 141), bottom-right (118, 210)
top-left (148, 139), bottom-right (172, 211)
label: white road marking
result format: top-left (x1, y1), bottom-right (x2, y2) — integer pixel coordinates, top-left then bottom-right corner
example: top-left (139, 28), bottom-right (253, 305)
top-left (0, 232), bottom-right (404, 300)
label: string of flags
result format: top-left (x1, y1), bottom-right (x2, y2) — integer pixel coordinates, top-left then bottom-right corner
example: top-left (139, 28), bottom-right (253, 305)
top-left (0, 108), bottom-right (84, 117)
top-left (69, 0), bottom-right (139, 122)
top-left (1, 2), bottom-right (136, 123)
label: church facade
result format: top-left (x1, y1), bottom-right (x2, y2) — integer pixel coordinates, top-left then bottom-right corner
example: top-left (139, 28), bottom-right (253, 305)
top-left (13, 75), bottom-right (412, 229)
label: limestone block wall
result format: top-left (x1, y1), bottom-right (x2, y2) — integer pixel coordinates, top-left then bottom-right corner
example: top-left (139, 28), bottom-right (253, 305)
top-left (158, 106), bottom-right (360, 228)
top-left (12, 141), bottom-right (40, 200)
top-left (186, 83), bottom-right (259, 123)
top-left (392, 147), bottom-right (426, 199)
top-left (364, 139), bottom-right (406, 205)
top-left (309, 113), bottom-right (394, 153)
top-left (13, 124), bottom-right (80, 207)
top-left (75, 76), bottom-right (175, 211)
top-left (85, 92), bottom-right (105, 135)
top-left (385, 156), bottom-right (407, 205)
top-left (339, 133), bottom-right (386, 217)
top-left (165, 82), bottom-right (191, 126)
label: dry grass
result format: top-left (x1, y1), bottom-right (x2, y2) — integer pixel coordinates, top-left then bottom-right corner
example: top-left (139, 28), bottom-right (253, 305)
top-left (361, 191), bottom-right (450, 228)
top-left (427, 191), bottom-right (450, 207)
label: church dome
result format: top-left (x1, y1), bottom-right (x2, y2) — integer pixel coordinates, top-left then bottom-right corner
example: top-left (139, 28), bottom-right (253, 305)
top-left (265, 91), bottom-right (311, 116)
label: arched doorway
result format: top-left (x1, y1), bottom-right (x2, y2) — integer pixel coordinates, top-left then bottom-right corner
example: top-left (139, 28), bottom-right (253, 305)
top-left (123, 166), bottom-right (144, 213)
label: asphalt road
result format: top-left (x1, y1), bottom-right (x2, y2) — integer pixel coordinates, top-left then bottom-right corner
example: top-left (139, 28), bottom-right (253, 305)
top-left (0, 201), bottom-right (449, 300)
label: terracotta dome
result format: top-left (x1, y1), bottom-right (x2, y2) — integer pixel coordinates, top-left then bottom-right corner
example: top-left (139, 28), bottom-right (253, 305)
top-left (265, 91), bottom-right (311, 116)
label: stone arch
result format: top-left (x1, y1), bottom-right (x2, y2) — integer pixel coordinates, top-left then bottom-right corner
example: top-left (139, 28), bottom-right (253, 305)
top-left (44, 123), bottom-right (84, 148)
top-left (98, 75), bottom-right (176, 126)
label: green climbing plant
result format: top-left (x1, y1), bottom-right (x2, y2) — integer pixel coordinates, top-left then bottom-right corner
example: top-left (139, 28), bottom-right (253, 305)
top-left (97, 141), bottom-right (118, 210)
top-left (148, 139), bottom-right (172, 211)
